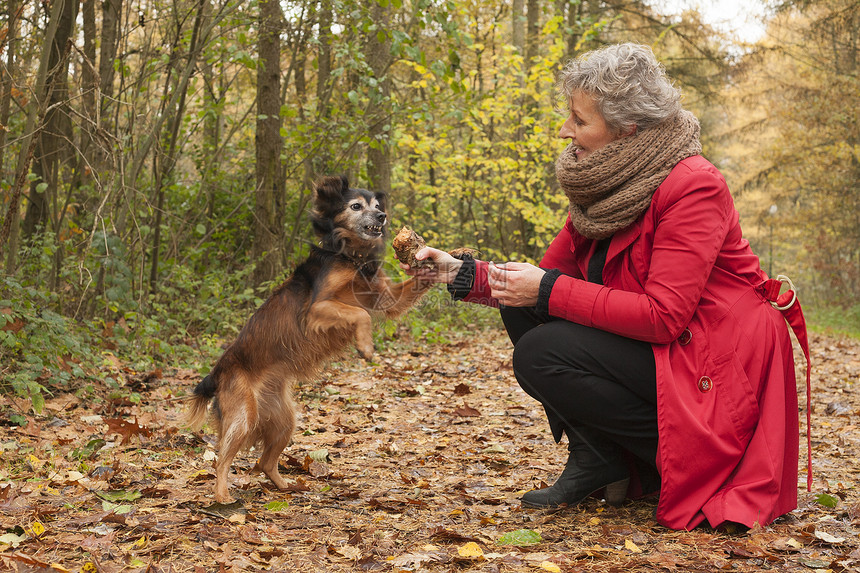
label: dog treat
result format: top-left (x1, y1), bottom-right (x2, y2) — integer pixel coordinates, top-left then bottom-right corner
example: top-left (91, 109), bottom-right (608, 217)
top-left (393, 226), bottom-right (435, 269)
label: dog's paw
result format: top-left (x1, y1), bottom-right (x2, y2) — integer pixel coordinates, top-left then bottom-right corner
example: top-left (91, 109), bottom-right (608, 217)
top-left (357, 344), bottom-right (375, 361)
top-left (214, 493), bottom-right (237, 505)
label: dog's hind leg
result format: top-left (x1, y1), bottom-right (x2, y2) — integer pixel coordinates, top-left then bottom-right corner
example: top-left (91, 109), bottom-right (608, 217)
top-left (256, 393), bottom-right (297, 491)
top-left (214, 395), bottom-right (256, 504)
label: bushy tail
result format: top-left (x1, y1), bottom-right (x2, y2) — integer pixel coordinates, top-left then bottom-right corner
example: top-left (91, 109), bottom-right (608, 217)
top-left (185, 374), bottom-right (217, 430)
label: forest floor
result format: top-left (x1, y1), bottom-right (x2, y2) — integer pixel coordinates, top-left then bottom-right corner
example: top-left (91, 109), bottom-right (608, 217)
top-left (1, 327), bottom-right (858, 572)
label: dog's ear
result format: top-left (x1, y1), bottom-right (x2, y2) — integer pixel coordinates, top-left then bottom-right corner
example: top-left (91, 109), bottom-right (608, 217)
top-left (374, 191), bottom-right (387, 213)
top-left (311, 175), bottom-right (349, 240)
top-left (314, 175), bottom-right (349, 209)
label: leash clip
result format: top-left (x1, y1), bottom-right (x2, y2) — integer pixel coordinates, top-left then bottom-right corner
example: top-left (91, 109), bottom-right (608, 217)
top-left (771, 275), bottom-right (797, 311)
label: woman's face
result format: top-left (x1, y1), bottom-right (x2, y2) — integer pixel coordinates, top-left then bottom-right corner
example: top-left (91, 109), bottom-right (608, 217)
top-left (558, 91), bottom-right (623, 160)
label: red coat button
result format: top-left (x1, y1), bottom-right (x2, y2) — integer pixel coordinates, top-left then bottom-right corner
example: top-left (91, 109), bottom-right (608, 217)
top-left (698, 376), bottom-right (713, 393)
top-left (678, 328), bottom-right (692, 346)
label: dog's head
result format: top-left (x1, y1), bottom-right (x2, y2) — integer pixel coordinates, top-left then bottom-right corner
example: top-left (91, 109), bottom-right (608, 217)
top-left (312, 175), bottom-right (388, 259)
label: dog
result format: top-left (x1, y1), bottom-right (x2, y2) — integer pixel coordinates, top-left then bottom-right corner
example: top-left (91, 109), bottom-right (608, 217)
top-left (186, 175), bottom-right (432, 503)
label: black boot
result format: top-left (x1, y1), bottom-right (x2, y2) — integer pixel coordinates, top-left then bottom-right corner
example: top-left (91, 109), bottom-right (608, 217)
top-left (521, 433), bottom-right (629, 508)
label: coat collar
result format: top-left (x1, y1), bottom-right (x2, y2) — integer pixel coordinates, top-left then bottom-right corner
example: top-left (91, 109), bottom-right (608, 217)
top-left (607, 219), bottom-right (642, 261)
top-left (569, 217), bottom-right (642, 266)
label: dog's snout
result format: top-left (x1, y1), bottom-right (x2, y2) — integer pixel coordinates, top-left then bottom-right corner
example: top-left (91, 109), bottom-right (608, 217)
top-left (376, 212), bottom-right (387, 224)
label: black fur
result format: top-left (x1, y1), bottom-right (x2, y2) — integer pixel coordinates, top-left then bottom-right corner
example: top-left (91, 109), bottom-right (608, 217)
top-left (194, 374), bottom-right (217, 399)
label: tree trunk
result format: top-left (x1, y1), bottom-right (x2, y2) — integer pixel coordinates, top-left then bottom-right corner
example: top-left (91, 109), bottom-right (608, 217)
top-left (88, 0), bottom-right (121, 221)
top-left (98, 0), bottom-right (122, 124)
top-left (525, 0), bottom-right (539, 68)
top-left (199, 0), bottom-right (221, 269)
top-left (317, 0), bottom-right (333, 118)
top-left (252, 0), bottom-right (285, 286)
top-left (305, 0), bottom-right (334, 187)
top-left (566, 0), bottom-right (582, 59)
top-left (81, 0), bottom-right (96, 133)
top-left (0, 0), bottom-right (20, 272)
top-left (22, 0), bottom-right (79, 239)
top-left (72, 0), bottom-right (97, 199)
top-left (0, 0), bottom-right (19, 180)
top-left (512, 0), bottom-right (525, 53)
top-left (365, 1), bottom-right (392, 194)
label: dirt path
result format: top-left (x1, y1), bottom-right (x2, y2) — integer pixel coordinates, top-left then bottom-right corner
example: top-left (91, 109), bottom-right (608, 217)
top-left (1, 329), bottom-right (858, 572)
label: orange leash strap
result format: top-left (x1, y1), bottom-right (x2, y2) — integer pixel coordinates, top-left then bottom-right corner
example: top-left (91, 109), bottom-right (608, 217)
top-left (759, 276), bottom-right (812, 491)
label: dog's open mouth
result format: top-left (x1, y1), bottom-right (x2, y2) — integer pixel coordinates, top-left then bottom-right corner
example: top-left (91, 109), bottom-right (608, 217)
top-left (363, 224), bottom-right (384, 238)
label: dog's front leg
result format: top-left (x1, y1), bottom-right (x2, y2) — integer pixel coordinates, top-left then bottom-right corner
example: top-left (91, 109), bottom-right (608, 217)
top-left (306, 300), bottom-right (375, 359)
top-left (376, 276), bottom-right (434, 318)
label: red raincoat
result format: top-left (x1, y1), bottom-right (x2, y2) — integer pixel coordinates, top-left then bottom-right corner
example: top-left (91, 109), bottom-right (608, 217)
top-left (461, 156), bottom-right (802, 530)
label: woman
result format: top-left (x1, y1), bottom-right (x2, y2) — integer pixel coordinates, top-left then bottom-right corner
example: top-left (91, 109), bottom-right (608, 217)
top-left (403, 43), bottom-right (806, 531)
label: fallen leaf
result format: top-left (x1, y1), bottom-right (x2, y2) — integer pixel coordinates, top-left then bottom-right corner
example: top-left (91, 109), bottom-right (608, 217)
top-left (389, 550), bottom-right (450, 567)
top-left (454, 404), bottom-right (481, 417)
top-left (96, 490), bottom-right (142, 502)
top-left (453, 383), bottom-right (471, 396)
top-left (539, 561), bottom-right (562, 572)
top-left (101, 501), bottom-right (133, 514)
top-left (2, 552), bottom-right (52, 568)
top-left (198, 500), bottom-right (246, 519)
top-left (769, 537), bottom-right (803, 551)
top-left (429, 526), bottom-right (480, 543)
top-left (304, 459), bottom-right (330, 477)
top-left (457, 541), bottom-right (485, 560)
top-left (264, 501), bottom-right (290, 512)
top-left (0, 532), bottom-right (28, 547)
top-left (625, 539), bottom-right (642, 553)
top-left (139, 486), bottom-right (174, 499)
top-left (25, 521), bottom-right (46, 538)
top-left (239, 525), bottom-right (266, 545)
top-left (308, 448), bottom-right (330, 463)
top-left (816, 493), bottom-right (839, 508)
top-left (104, 417), bottom-right (151, 444)
top-left (824, 401), bottom-right (851, 416)
top-left (813, 529), bottom-right (846, 544)
top-left (335, 545), bottom-right (363, 560)
top-left (482, 444), bottom-right (506, 454)
top-left (497, 529), bottom-right (541, 546)
top-left (283, 477), bottom-right (311, 492)
top-left (188, 469), bottom-right (214, 482)
top-left (797, 557), bottom-right (829, 568)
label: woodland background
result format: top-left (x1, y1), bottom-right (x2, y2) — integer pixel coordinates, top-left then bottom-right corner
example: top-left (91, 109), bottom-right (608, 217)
top-left (0, 0), bottom-right (857, 406)
top-left (0, 0), bottom-right (858, 570)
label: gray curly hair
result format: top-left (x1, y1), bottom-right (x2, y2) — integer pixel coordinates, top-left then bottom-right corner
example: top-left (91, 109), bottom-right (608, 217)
top-left (557, 43), bottom-right (682, 133)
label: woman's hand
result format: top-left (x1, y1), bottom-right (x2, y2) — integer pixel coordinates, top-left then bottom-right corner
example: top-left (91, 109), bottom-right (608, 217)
top-left (488, 262), bottom-right (545, 307)
top-left (399, 247), bottom-right (464, 285)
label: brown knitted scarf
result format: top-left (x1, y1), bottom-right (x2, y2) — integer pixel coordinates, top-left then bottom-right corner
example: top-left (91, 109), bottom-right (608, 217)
top-left (555, 110), bottom-right (702, 239)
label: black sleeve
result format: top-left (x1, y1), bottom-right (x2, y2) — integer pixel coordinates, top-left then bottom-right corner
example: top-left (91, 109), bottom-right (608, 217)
top-left (536, 268), bottom-right (562, 315)
top-left (446, 254), bottom-right (476, 301)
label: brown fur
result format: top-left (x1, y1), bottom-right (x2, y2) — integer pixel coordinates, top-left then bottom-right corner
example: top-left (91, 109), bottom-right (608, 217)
top-left (186, 175), bottom-right (431, 503)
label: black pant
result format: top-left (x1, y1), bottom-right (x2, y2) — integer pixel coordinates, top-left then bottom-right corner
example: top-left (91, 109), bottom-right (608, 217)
top-left (501, 306), bottom-right (660, 473)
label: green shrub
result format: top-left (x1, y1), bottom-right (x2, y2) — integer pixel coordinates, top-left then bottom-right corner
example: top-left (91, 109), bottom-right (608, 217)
top-left (0, 277), bottom-right (96, 412)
